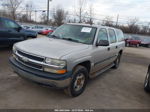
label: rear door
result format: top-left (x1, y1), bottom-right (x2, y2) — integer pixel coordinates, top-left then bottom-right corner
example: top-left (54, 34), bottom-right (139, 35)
top-left (108, 29), bottom-right (118, 62)
top-left (1, 18), bottom-right (25, 45)
top-left (116, 29), bottom-right (125, 51)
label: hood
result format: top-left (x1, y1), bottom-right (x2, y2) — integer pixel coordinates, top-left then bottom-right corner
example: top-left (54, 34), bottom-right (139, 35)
top-left (15, 37), bottom-right (89, 59)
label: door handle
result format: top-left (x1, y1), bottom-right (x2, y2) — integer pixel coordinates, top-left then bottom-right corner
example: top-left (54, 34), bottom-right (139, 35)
top-left (107, 47), bottom-right (110, 51)
top-left (116, 46), bottom-right (118, 49)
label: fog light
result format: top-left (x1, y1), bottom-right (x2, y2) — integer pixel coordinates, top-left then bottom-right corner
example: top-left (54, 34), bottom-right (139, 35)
top-left (44, 67), bottom-right (67, 74)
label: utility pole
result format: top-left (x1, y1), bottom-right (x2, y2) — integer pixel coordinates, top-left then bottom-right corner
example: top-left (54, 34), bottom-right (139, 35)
top-left (47, 0), bottom-right (52, 24)
top-left (116, 14), bottom-right (119, 27)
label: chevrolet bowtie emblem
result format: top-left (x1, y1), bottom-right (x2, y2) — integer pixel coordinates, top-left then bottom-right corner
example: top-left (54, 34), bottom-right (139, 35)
top-left (21, 56), bottom-right (29, 62)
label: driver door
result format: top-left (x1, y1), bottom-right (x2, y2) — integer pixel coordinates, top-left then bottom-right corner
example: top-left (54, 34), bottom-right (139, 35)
top-left (92, 28), bottom-right (112, 73)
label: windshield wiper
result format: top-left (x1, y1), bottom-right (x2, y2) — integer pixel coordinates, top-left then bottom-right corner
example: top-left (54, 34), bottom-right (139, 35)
top-left (62, 38), bottom-right (80, 43)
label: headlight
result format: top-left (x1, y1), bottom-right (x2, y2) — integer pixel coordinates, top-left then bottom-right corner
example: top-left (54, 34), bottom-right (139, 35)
top-left (44, 58), bottom-right (67, 74)
top-left (45, 58), bottom-right (66, 69)
top-left (13, 45), bottom-right (17, 53)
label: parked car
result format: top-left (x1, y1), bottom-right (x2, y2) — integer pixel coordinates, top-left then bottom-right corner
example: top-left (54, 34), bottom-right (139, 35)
top-left (30, 26), bottom-right (46, 34)
top-left (21, 29), bottom-right (38, 38)
top-left (10, 23), bottom-right (125, 97)
top-left (125, 36), bottom-right (141, 47)
top-left (40, 28), bottom-right (54, 35)
top-left (0, 17), bottom-right (27, 46)
top-left (144, 64), bottom-right (150, 92)
top-left (21, 25), bottom-right (31, 29)
top-left (141, 38), bottom-right (150, 48)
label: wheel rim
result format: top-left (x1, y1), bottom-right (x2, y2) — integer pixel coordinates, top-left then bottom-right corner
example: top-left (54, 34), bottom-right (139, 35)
top-left (74, 73), bottom-right (85, 92)
top-left (145, 72), bottom-right (149, 87)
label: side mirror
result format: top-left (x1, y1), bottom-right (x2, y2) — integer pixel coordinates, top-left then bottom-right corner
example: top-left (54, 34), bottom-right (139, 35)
top-left (18, 27), bottom-right (22, 31)
top-left (15, 27), bottom-right (22, 32)
top-left (96, 40), bottom-right (109, 46)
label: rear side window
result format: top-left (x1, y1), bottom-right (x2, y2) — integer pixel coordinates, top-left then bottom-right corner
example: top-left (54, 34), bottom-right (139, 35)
top-left (116, 30), bottom-right (124, 42)
top-left (2, 19), bottom-right (19, 29)
top-left (108, 29), bottom-right (117, 44)
top-left (97, 28), bottom-right (108, 41)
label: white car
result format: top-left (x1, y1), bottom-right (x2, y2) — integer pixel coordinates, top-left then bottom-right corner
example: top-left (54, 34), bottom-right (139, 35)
top-left (30, 26), bottom-right (46, 33)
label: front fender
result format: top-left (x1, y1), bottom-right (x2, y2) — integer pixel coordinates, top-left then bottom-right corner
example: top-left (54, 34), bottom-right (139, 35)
top-left (68, 56), bottom-right (92, 72)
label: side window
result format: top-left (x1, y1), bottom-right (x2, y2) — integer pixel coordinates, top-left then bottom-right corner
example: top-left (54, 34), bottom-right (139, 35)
top-left (108, 29), bottom-right (117, 44)
top-left (2, 19), bottom-right (19, 29)
top-left (116, 30), bottom-right (124, 42)
top-left (97, 28), bottom-right (108, 42)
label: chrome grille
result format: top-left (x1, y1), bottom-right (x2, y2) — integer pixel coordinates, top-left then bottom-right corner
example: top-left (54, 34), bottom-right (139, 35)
top-left (14, 50), bottom-right (45, 70)
top-left (17, 50), bottom-right (44, 62)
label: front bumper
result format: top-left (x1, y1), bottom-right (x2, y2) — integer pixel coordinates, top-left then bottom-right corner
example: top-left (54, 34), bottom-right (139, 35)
top-left (9, 57), bottom-right (72, 89)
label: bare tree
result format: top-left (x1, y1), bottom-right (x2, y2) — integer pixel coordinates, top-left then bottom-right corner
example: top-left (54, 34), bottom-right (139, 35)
top-left (2, 0), bottom-right (22, 20)
top-left (86, 4), bottom-right (94, 25)
top-left (102, 16), bottom-right (114, 27)
top-left (140, 26), bottom-right (149, 34)
top-left (53, 8), bottom-right (67, 26)
top-left (25, 1), bottom-right (34, 21)
top-left (128, 18), bottom-right (140, 34)
top-left (41, 11), bottom-right (47, 24)
top-left (75, 0), bottom-right (86, 23)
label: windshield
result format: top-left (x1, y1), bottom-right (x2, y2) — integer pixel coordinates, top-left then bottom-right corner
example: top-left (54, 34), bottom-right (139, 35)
top-left (48, 24), bottom-right (97, 44)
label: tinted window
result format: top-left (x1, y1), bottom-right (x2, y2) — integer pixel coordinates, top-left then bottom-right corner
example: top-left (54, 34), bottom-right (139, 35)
top-left (2, 19), bottom-right (19, 29)
top-left (116, 30), bottom-right (124, 42)
top-left (108, 29), bottom-right (117, 43)
top-left (97, 28), bottom-right (108, 41)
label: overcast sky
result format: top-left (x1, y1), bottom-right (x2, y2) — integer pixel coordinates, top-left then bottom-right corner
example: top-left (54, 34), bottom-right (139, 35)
top-left (2, 0), bottom-right (150, 23)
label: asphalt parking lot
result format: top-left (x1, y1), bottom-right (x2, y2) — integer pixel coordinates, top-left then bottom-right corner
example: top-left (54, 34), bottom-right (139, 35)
top-left (0, 43), bottom-right (150, 109)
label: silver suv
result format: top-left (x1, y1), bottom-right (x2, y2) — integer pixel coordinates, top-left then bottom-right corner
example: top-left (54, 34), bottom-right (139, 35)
top-left (10, 23), bottom-right (125, 97)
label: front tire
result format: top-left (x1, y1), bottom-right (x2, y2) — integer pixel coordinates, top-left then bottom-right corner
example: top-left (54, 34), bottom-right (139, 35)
top-left (64, 66), bottom-right (88, 97)
top-left (144, 69), bottom-right (150, 92)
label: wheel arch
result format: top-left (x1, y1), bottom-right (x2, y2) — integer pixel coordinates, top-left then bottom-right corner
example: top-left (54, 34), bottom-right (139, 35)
top-left (73, 61), bottom-right (91, 75)
top-left (119, 50), bottom-right (123, 55)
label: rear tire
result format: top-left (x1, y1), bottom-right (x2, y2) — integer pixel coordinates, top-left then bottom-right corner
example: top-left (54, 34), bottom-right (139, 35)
top-left (112, 53), bottom-right (121, 69)
top-left (64, 66), bottom-right (88, 97)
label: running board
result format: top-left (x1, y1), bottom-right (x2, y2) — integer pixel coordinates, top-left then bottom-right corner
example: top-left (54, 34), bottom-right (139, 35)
top-left (89, 63), bottom-right (115, 79)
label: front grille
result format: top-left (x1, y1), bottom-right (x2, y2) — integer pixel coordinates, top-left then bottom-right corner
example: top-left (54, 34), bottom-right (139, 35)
top-left (17, 50), bottom-right (44, 62)
top-left (15, 50), bottom-right (45, 70)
